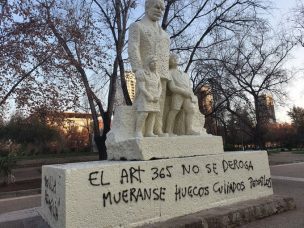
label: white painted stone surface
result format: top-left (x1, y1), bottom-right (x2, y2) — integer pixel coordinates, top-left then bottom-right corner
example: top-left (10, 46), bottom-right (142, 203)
top-left (107, 135), bottom-right (224, 160)
top-left (128, 0), bottom-right (170, 137)
top-left (40, 151), bottom-right (273, 228)
top-left (165, 54), bottom-right (200, 136)
top-left (106, 106), bottom-right (217, 160)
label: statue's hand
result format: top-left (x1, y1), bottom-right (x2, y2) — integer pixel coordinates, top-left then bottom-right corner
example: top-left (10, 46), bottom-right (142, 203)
top-left (135, 69), bottom-right (145, 80)
top-left (146, 94), bottom-right (154, 102)
top-left (183, 91), bottom-right (192, 98)
top-left (153, 96), bottom-right (159, 102)
top-left (191, 95), bottom-right (198, 104)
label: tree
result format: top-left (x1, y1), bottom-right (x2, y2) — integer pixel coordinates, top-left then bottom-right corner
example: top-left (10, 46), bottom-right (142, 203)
top-left (0, 154), bottom-right (16, 185)
top-left (91, 0), bottom-right (134, 106)
top-left (0, 112), bottom-right (63, 156)
top-left (288, 106), bottom-right (304, 147)
top-left (1, 0), bottom-right (282, 157)
top-left (0, 0), bottom-right (84, 113)
top-left (199, 25), bottom-right (294, 148)
top-left (288, 106), bottom-right (304, 129)
top-left (159, 0), bottom-right (278, 149)
top-left (1, 113), bottom-right (59, 145)
top-left (1, 0), bottom-right (110, 158)
top-left (161, 0), bottom-right (269, 74)
top-left (293, 0), bottom-right (304, 47)
top-left (88, 0), bottom-right (138, 159)
top-left (265, 123), bottom-right (296, 149)
top-left (38, 0), bottom-right (108, 158)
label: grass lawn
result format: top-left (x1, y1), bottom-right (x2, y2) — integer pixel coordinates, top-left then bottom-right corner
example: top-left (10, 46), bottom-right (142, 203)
top-left (292, 151), bottom-right (304, 154)
top-left (267, 148), bottom-right (304, 155)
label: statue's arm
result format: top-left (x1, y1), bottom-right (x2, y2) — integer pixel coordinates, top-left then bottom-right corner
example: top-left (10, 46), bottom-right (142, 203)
top-left (138, 80), bottom-right (153, 102)
top-left (168, 79), bottom-right (191, 98)
top-left (157, 79), bottom-right (162, 98)
top-left (186, 76), bottom-right (196, 102)
top-left (128, 23), bottom-right (142, 73)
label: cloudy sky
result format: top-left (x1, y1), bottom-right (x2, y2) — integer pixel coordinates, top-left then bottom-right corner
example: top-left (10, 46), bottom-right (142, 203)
top-left (270, 0), bottom-right (304, 122)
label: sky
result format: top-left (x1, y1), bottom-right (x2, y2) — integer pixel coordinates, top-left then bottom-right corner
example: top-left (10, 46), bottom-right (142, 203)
top-left (2, 0), bottom-right (303, 122)
top-left (269, 0), bottom-right (304, 123)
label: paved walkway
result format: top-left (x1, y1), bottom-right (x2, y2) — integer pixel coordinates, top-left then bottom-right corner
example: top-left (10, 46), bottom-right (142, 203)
top-left (268, 152), bottom-right (304, 165)
top-left (243, 162), bottom-right (304, 228)
top-left (0, 194), bottom-right (41, 214)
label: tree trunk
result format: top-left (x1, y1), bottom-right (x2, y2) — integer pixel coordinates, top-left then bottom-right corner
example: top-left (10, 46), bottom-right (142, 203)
top-left (98, 113), bottom-right (111, 160)
top-left (118, 57), bottom-right (132, 105)
top-left (46, 14), bottom-right (105, 158)
top-left (254, 98), bottom-right (265, 149)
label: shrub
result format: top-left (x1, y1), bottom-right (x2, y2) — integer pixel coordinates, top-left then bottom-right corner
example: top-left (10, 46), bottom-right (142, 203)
top-left (0, 154), bottom-right (16, 185)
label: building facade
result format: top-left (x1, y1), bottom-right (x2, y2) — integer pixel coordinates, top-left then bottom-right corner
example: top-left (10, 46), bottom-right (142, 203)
top-left (125, 71), bottom-right (136, 102)
top-left (257, 94), bottom-right (276, 124)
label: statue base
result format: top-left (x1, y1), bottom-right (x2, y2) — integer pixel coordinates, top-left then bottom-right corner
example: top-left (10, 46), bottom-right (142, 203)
top-left (40, 151), bottom-right (273, 228)
top-left (107, 135), bottom-right (224, 160)
top-left (105, 106), bottom-right (222, 161)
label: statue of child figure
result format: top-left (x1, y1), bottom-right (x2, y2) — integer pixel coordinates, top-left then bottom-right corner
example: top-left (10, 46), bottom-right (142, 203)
top-left (166, 53), bottom-right (200, 136)
top-left (134, 56), bottom-right (162, 138)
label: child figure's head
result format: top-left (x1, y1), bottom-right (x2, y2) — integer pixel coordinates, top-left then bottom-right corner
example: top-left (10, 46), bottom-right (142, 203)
top-left (145, 55), bottom-right (157, 72)
top-left (169, 53), bottom-right (178, 69)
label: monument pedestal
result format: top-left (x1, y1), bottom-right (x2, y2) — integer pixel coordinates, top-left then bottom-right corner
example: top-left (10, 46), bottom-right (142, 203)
top-left (105, 106), bottom-right (223, 161)
top-left (107, 135), bottom-right (224, 160)
top-left (40, 151), bottom-right (273, 228)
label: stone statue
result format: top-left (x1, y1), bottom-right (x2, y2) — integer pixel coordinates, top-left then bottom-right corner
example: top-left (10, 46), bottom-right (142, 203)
top-left (165, 54), bottom-right (200, 136)
top-left (106, 0), bottom-right (216, 161)
top-left (128, 0), bottom-right (170, 137)
top-left (134, 56), bottom-right (161, 138)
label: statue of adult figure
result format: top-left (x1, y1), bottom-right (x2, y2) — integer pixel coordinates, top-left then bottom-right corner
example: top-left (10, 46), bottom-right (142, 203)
top-left (128, 0), bottom-right (170, 137)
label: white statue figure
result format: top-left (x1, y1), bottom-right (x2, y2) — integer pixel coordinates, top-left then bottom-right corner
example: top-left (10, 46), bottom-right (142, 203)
top-left (165, 54), bottom-right (200, 136)
top-left (134, 56), bottom-right (162, 138)
top-left (128, 0), bottom-right (170, 137)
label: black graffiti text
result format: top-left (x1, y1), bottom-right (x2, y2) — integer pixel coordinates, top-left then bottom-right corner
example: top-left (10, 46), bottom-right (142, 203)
top-left (45, 189), bottom-right (60, 221)
top-left (44, 176), bottom-right (56, 194)
top-left (175, 185), bottom-right (209, 201)
top-left (151, 166), bottom-right (173, 180)
top-left (248, 176), bottom-right (272, 189)
top-left (120, 166), bottom-right (145, 184)
top-left (222, 160), bottom-right (254, 173)
top-left (102, 187), bottom-right (166, 207)
top-left (213, 180), bottom-right (246, 194)
top-left (205, 163), bottom-right (219, 175)
top-left (88, 170), bottom-right (111, 186)
top-left (181, 164), bottom-right (200, 175)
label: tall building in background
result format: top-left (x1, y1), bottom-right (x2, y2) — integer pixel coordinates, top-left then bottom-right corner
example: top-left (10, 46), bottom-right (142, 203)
top-left (257, 94), bottom-right (276, 124)
top-left (115, 71), bottom-right (136, 105)
top-left (125, 71), bottom-right (136, 102)
top-left (198, 86), bottom-right (213, 114)
top-left (197, 85), bottom-right (216, 134)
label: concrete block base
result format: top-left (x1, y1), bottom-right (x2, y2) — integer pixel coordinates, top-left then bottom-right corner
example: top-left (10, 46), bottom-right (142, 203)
top-left (0, 195), bottom-right (295, 228)
top-left (140, 195), bottom-right (296, 228)
top-left (105, 105), bottom-right (214, 161)
top-left (107, 135), bottom-right (224, 160)
top-left (40, 151), bottom-right (274, 228)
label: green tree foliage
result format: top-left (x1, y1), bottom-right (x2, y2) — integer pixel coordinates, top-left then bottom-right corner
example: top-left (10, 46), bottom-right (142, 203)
top-left (288, 106), bottom-right (304, 130)
top-left (1, 0), bottom-right (295, 156)
top-left (292, 0), bottom-right (304, 46)
top-left (0, 153), bottom-right (16, 185)
top-left (288, 106), bottom-right (304, 147)
top-left (0, 113), bottom-right (61, 155)
top-left (1, 115), bottom-right (59, 144)
top-left (265, 123), bottom-right (296, 149)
